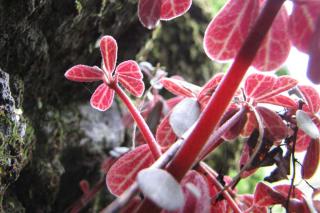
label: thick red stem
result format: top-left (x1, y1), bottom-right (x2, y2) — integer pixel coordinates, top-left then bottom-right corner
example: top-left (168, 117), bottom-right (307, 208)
top-left (113, 84), bottom-right (161, 158)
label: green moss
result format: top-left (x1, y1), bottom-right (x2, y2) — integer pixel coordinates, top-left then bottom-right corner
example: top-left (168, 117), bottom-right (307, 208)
top-left (75, 0), bottom-right (84, 14)
top-left (0, 114), bottom-right (34, 197)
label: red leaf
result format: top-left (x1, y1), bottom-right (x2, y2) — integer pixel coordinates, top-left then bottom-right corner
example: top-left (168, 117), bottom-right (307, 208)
top-left (245, 73), bottom-right (277, 100)
top-left (160, 0), bottom-right (192, 21)
top-left (238, 194), bottom-right (254, 211)
top-left (296, 129), bottom-right (312, 152)
top-left (138, 0), bottom-right (161, 29)
top-left (273, 185), bottom-right (304, 200)
top-left (258, 95), bottom-right (297, 108)
top-left (257, 106), bottom-right (288, 142)
top-left (161, 77), bottom-right (200, 98)
top-left (116, 60), bottom-right (143, 79)
top-left (90, 83), bottom-right (114, 111)
top-left (116, 60), bottom-right (145, 97)
top-left (253, 182), bottom-right (286, 207)
top-left (220, 107), bottom-right (247, 141)
top-left (253, 6), bottom-right (290, 71)
top-left (156, 113), bottom-right (177, 148)
top-left (302, 138), bottom-right (320, 179)
top-left (239, 142), bottom-right (257, 178)
top-left (197, 73), bottom-right (224, 109)
top-left (100, 36), bottom-right (117, 73)
top-left (299, 85), bottom-right (320, 114)
top-left (164, 170), bottom-right (210, 213)
top-left (65, 65), bottom-right (103, 82)
top-left (289, 2), bottom-right (320, 53)
top-left (245, 74), bottom-right (297, 107)
top-left (287, 199), bottom-right (309, 213)
top-left (238, 195), bottom-right (268, 213)
top-left (241, 112), bottom-right (258, 137)
top-left (106, 144), bottom-right (155, 196)
top-left (203, 0), bottom-right (259, 61)
top-left (256, 75), bottom-right (298, 101)
top-left (307, 17), bottom-right (320, 84)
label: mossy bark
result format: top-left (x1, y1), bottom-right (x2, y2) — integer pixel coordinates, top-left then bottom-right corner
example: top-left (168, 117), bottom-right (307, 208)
top-left (0, 0), bottom-right (217, 212)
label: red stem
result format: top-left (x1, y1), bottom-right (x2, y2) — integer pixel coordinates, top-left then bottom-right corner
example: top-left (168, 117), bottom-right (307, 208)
top-left (113, 84), bottom-right (162, 158)
top-left (197, 162), bottom-right (242, 213)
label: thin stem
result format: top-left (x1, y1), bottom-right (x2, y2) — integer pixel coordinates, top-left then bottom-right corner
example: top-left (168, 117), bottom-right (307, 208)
top-left (286, 125), bottom-right (298, 211)
top-left (113, 84), bottom-right (161, 158)
top-left (198, 162), bottom-right (242, 213)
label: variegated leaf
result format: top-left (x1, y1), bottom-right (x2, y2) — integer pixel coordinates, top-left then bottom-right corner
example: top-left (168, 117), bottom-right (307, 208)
top-left (253, 6), bottom-right (290, 71)
top-left (65, 65), bottom-right (103, 82)
top-left (256, 75), bottom-right (298, 101)
top-left (204, 0), bottom-right (259, 61)
top-left (90, 83), bottom-right (114, 111)
top-left (307, 16), bottom-right (320, 84)
top-left (258, 95), bottom-right (297, 108)
top-left (273, 185), bottom-right (304, 200)
top-left (253, 182), bottom-right (286, 207)
top-left (302, 139), bottom-right (320, 179)
top-left (106, 144), bottom-right (154, 196)
top-left (299, 85), bottom-right (320, 113)
top-left (160, 0), bottom-right (192, 21)
top-left (156, 113), bottom-right (177, 148)
top-left (100, 36), bottom-right (118, 73)
top-left (241, 112), bottom-right (258, 137)
top-left (138, 0), bottom-right (161, 29)
top-left (289, 2), bottom-right (320, 53)
top-left (116, 60), bottom-right (145, 97)
top-left (245, 74), bottom-right (277, 100)
top-left (257, 106), bottom-right (288, 142)
top-left (161, 77), bottom-right (200, 98)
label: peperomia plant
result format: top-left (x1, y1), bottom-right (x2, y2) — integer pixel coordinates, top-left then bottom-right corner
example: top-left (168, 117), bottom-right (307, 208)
top-left (64, 0), bottom-right (320, 212)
